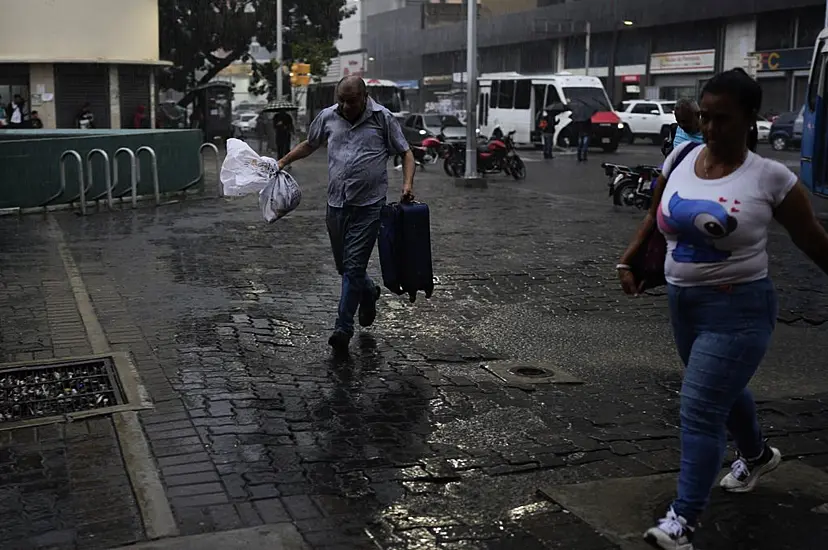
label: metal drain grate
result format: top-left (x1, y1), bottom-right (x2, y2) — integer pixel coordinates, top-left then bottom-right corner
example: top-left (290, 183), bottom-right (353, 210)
top-left (0, 357), bottom-right (125, 423)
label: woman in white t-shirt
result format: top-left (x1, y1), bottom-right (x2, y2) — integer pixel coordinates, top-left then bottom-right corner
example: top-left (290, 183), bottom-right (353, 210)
top-left (618, 68), bottom-right (828, 550)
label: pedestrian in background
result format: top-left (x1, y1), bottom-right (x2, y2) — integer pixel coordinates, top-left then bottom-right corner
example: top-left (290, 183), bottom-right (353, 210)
top-left (618, 68), bottom-right (828, 550)
top-left (540, 110), bottom-right (556, 159)
top-left (8, 94), bottom-right (27, 128)
top-left (29, 111), bottom-right (43, 129)
top-left (274, 109), bottom-right (294, 160)
top-left (672, 98), bottom-right (703, 148)
top-left (276, 75), bottom-right (416, 354)
top-left (76, 103), bottom-right (95, 129)
top-left (576, 117), bottom-right (591, 162)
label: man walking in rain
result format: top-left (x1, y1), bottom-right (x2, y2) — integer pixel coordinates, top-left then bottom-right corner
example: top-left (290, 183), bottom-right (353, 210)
top-left (276, 75), bottom-right (416, 354)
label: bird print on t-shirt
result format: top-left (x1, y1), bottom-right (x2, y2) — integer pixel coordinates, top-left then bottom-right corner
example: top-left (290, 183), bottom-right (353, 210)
top-left (658, 192), bottom-right (739, 263)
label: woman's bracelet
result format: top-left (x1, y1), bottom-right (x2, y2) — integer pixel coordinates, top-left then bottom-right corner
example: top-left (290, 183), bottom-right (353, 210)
top-left (616, 264), bottom-right (632, 271)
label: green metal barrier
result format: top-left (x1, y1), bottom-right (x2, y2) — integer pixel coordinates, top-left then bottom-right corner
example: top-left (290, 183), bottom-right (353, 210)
top-left (0, 130), bottom-right (211, 210)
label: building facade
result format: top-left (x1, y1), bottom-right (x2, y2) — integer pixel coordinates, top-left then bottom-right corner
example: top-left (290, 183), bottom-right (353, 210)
top-left (365, 0), bottom-right (826, 117)
top-left (0, 0), bottom-right (169, 129)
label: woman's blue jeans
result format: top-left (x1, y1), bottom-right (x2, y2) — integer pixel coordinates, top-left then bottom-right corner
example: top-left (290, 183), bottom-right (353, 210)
top-left (667, 278), bottom-right (777, 525)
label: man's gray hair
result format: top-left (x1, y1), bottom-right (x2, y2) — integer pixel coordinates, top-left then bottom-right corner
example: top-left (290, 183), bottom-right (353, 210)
top-left (675, 98), bottom-right (698, 111)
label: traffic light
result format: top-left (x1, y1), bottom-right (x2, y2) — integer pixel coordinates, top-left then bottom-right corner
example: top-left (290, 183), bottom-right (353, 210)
top-left (290, 63), bottom-right (311, 87)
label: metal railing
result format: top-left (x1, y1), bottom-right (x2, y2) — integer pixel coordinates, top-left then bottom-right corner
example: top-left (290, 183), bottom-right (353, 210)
top-left (136, 146), bottom-right (160, 205)
top-left (50, 150), bottom-right (80, 210)
top-left (63, 149), bottom-right (94, 216)
top-left (46, 142), bottom-right (215, 216)
top-left (88, 149), bottom-right (114, 209)
top-left (113, 147), bottom-right (138, 208)
top-left (182, 143), bottom-right (221, 196)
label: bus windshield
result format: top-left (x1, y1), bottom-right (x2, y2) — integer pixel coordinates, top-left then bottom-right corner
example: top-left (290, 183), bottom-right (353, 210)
top-left (369, 86), bottom-right (403, 113)
top-left (561, 87), bottom-right (611, 111)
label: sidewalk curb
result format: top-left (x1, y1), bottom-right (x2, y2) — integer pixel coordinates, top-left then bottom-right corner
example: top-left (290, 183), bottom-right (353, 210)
top-left (111, 524), bottom-right (309, 550)
top-left (48, 216), bottom-right (179, 542)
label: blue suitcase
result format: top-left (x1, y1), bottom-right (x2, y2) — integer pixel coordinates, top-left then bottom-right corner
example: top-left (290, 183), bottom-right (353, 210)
top-left (378, 202), bottom-right (434, 303)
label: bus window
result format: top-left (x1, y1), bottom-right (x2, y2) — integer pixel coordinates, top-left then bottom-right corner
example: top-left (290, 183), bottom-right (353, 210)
top-left (499, 80), bottom-right (515, 109)
top-left (490, 81), bottom-right (499, 108)
top-left (808, 40), bottom-right (826, 111)
top-left (515, 80), bottom-right (531, 109)
top-left (547, 85), bottom-right (562, 105)
top-left (533, 84), bottom-right (545, 122)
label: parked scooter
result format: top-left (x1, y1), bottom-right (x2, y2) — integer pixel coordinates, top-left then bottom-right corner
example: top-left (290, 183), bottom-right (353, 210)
top-left (393, 135), bottom-right (444, 171)
top-left (444, 128), bottom-right (526, 180)
top-left (602, 162), bottom-right (662, 210)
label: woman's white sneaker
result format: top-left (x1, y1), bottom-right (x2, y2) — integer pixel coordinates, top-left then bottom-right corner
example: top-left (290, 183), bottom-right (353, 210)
top-left (719, 445), bottom-right (782, 493)
top-left (643, 507), bottom-right (695, 550)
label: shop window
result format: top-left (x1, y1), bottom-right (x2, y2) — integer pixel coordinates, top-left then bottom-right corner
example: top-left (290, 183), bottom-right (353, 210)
top-left (797, 6), bottom-right (826, 48)
top-left (760, 76), bottom-right (791, 116)
top-left (514, 80), bottom-right (531, 109)
top-left (756, 11), bottom-right (794, 51)
top-left (652, 23), bottom-right (717, 54)
top-left (565, 35), bottom-right (586, 69)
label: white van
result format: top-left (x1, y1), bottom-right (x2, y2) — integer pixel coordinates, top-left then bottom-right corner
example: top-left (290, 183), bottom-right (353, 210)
top-left (477, 72), bottom-right (625, 151)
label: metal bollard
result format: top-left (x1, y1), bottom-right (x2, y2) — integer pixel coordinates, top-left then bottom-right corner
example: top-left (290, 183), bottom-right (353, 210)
top-left (87, 149), bottom-right (113, 210)
top-left (113, 148), bottom-right (138, 208)
top-left (136, 146), bottom-right (160, 205)
top-left (200, 143), bottom-right (221, 197)
top-left (53, 150), bottom-right (81, 211)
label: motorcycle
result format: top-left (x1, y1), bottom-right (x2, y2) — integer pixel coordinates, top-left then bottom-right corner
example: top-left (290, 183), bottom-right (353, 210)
top-left (393, 135), bottom-right (444, 171)
top-left (602, 162), bottom-right (662, 210)
top-left (445, 129), bottom-right (526, 180)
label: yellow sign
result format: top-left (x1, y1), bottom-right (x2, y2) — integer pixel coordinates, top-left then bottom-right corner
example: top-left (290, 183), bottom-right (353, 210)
top-left (290, 63), bottom-right (311, 87)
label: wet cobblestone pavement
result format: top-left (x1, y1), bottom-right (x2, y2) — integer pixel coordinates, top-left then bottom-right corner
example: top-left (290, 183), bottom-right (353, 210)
top-left (2, 148), bottom-right (828, 549)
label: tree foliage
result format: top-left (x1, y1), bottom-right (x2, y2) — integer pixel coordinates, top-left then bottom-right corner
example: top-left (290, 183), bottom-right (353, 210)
top-left (158, 0), bottom-right (352, 104)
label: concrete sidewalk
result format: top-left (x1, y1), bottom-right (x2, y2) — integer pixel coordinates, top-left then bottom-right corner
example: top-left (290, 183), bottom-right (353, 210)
top-left (1, 152), bottom-right (827, 549)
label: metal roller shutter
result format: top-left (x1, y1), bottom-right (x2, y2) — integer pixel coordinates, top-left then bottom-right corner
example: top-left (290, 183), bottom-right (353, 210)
top-left (54, 64), bottom-right (110, 129)
top-left (119, 65), bottom-right (151, 129)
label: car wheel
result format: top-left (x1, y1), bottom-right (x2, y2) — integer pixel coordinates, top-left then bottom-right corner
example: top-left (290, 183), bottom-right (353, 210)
top-left (771, 135), bottom-right (788, 151)
top-left (623, 125), bottom-right (635, 144)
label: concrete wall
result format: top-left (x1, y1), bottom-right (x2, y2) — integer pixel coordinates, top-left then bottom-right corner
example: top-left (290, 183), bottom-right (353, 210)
top-left (0, 0), bottom-right (160, 63)
top-left (723, 17), bottom-right (758, 71)
top-left (28, 64), bottom-right (56, 129)
top-left (339, 0), bottom-right (364, 53)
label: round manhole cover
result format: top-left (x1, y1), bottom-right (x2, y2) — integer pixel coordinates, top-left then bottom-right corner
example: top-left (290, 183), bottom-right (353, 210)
top-left (508, 366), bottom-right (554, 378)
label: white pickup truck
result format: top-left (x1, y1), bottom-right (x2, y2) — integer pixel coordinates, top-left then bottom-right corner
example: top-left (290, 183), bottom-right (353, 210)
top-left (617, 100), bottom-right (677, 144)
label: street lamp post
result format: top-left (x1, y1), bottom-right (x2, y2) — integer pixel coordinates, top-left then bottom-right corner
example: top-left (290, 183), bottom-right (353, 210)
top-left (584, 21), bottom-right (591, 76)
top-left (463, 0), bottom-right (479, 180)
top-left (276, 0), bottom-right (284, 100)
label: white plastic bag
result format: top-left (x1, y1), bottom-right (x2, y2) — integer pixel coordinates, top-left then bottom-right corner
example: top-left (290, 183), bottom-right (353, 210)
top-left (220, 138), bottom-right (279, 196)
top-left (259, 170), bottom-right (302, 223)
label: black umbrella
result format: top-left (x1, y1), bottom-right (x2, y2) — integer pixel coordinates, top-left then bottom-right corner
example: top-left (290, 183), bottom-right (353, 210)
top-left (544, 102), bottom-right (570, 115)
top-left (567, 98), bottom-right (600, 123)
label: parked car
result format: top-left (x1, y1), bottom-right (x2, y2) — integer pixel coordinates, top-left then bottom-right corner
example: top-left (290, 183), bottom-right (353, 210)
top-left (232, 112), bottom-right (259, 133)
top-left (401, 113), bottom-right (468, 144)
top-left (617, 100), bottom-right (676, 144)
top-left (769, 107), bottom-right (804, 151)
top-left (755, 114), bottom-right (772, 142)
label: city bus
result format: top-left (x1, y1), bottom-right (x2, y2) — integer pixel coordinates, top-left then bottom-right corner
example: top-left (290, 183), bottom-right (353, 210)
top-left (306, 78), bottom-right (406, 122)
top-left (802, 28), bottom-right (828, 196)
top-left (477, 72), bottom-right (625, 151)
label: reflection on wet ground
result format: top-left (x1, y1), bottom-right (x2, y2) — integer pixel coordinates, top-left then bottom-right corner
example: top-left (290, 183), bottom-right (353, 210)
top-left (3, 154), bottom-right (828, 548)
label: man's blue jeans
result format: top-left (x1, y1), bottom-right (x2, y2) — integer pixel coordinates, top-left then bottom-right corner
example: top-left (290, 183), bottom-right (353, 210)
top-left (543, 133), bottom-right (555, 158)
top-left (326, 200), bottom-right (384, 336)
top-left (667, 278), bottom-right (777, 525)
top-left (577, 134), bottom-right (590, 160)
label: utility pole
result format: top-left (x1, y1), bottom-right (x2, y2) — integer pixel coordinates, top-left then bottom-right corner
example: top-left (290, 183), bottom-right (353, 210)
top-left (584, 21), bottom-right (591, 76)
top-left (276, 0), bottom-right (284, 100)
top-left (463, 0), bottom-right (479, 180)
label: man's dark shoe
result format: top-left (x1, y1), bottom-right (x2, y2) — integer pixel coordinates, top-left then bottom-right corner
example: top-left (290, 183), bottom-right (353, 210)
top-left (328, 330), bottom-right (351, 354)
top-left (358, 285), bottom-right (381, 327)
